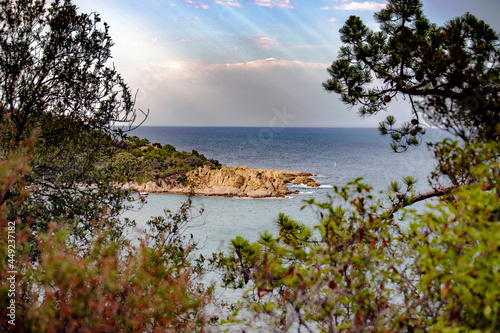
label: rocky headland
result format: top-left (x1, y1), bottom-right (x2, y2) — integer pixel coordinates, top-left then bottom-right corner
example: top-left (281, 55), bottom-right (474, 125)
top-left (122, 165), bottom-right (320, 198)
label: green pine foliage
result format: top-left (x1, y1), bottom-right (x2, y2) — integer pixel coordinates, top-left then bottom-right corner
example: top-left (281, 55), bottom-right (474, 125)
top-left (323, 0), bottom-right (500, 151)
top-left (214, 0), bottom-right (500, 331)
top-left (213, 141), bottom-right (499, 332)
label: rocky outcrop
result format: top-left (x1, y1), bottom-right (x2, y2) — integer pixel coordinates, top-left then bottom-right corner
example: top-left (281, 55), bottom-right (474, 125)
top-left (293, 176), bottom-right (320, 187)
top-left (122, 165), bottom-right (320, 198)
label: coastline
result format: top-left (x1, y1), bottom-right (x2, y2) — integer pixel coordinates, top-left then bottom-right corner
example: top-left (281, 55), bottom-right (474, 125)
top-left (121, 165), bottom-right (320, 198)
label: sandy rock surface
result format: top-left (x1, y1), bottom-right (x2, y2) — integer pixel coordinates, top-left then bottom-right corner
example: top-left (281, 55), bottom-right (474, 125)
top-left (122, 165), bottom-right (320, 198)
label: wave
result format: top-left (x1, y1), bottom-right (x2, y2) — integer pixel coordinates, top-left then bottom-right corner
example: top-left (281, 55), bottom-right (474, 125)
top-left (290, 184), bottom-right (313, 189)
top-left (299, 191), bottom-right (314, 195)
top-left (290, 184), bottom-right (334, 189)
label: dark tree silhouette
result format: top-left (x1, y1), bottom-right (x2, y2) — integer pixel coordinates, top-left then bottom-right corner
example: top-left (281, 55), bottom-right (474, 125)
top-left (323, 0), bottom-right (500, 152)
top-left (0, 0), bottom-right (147, 240)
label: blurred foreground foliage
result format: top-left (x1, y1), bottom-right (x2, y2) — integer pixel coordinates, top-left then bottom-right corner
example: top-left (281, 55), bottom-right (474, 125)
top-left (212, 140), bottom-right (499, 332)
top-left (0, 0), bottom-right (217, 331)
top-left (0, 146), bottom-right (216, 331)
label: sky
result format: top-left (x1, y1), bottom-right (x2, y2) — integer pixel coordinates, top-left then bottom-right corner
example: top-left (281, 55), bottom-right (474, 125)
top-left (73, 0), bottom-right (500, 128)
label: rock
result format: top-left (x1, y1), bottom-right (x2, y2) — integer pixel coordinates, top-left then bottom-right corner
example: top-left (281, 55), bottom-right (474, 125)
top-left (292, 176), bottom-right (320, 187)
top-left (123, 165), bottom-right (320, 198)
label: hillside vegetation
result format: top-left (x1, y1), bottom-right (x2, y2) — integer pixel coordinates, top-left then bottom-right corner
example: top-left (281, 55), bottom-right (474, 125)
top-left (108, 135), bottom-right (221, 184)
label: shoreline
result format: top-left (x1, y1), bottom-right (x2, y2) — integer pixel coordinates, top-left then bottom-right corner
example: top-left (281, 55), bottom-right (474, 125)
top-left (122, 165), bottom-right (321, 198)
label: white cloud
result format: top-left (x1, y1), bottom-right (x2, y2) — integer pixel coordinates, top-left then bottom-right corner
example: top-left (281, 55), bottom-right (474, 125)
top-left (147, 59), bottom-right (328, 76)
top-left (316, 17), bottom-right (339, 23)
top-left (184, 0), bottom-right (209, 9)
top-left (225, 58), bottom-right (329, 70)
top-left (215, 0), bottom-right (243, 7)
top-left (320, 6), bottom-right (332, 10)
top-left (243, 36), bottom-right (279, 49)
top-left (334, 1), bottom-right (386, 11)
top-left (175, 38), bottom-right (198, 42)
top-left (254, 0), bottom-right (294, 9)
top-left (134, 58), bottom-right (348, 127)
top-left (173, 16), bottom-right (199, 22)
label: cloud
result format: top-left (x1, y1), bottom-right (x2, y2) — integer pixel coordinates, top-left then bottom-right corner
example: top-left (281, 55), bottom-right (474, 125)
top-left (175, 38), bottom-right (198, 42)
top-left (133, 58), bottom-right (349, 127)
top-left (316, 17), bottom-right (338, 23)
top-left (215, 0), bottom-right (243, 7)
top-left (225, 58), bottom-right (329, 70)
top-left (243, 36), bottom-right (279, 49)
top-left (184, 0), bottom-right (209, 9)
top-left (334, 1), bottom-right (386, 11)
top-left (254, 0), bottom-right (294, 9)
top-left (149, 58), bottom-right (329, 75)
top-left (173, 16), bottom-right (199, 22)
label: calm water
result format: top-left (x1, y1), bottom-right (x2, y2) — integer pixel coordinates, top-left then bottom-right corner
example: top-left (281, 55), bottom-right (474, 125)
top-left (123, 127), bottom-right (441, 254)
top-left (121, 126), bottom-right (446, 328)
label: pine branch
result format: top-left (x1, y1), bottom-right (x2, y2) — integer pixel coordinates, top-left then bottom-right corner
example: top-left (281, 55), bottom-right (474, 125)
top-left (388, 186), bottom-right (455, 216)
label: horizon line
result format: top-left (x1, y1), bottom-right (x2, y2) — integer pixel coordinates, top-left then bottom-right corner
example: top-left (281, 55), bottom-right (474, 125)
top-left (129, 125), bottom-right (382, 129)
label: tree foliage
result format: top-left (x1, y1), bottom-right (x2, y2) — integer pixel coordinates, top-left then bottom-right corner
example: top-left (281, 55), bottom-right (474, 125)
top-left (213, 180), bottom-right (410, 331)
top-left (407, 143), bottom-right (500, 330)
top-left (0, 0), bottom-right (147, 240)
top-left (323, 0), bottom-right (500, 151)
top-left (106, 136), bottom-right (220, 184)
top-left (0, 150), bottom-right (215, 331)
top-left (0, 0), bottom-right (144, 139)
top-left (213, 142), bottom-right (500, 332)
top-left (1, 0), bottom-right (498, 331)
top-left (0, 1), bottom-right (220, 331)
top-left (323, 0), bottom-right (499, 211)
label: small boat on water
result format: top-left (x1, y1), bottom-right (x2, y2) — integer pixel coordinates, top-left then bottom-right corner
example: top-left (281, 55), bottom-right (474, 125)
top-left (139, 192), bottom-right (149, 198)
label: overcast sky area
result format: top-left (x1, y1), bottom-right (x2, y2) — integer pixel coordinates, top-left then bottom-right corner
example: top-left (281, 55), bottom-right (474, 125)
top-left (74, 0), bottom-right (500, 128)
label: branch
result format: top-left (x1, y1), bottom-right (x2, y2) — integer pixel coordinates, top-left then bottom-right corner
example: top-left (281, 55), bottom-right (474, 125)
top-left (388, 186), bottom-right (455, 216)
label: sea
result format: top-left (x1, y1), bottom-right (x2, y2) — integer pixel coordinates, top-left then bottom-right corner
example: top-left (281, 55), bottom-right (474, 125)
top-left (123, 126), bottom-right (445, 255)
top-left (121, 126), bottom-right (446, 314)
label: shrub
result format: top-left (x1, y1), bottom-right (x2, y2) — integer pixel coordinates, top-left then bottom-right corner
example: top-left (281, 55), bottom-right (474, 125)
top-left (213, 141), bottom-right (500, 332)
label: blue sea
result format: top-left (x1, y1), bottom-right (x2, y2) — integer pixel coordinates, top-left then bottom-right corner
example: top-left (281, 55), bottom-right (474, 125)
top-left (123, 126), bottom-right (444, 255)
top-left (120, 126), bottom-right (449, 329)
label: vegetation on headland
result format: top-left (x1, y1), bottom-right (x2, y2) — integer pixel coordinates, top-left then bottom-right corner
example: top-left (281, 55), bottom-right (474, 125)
top-left (108, 135), bottom-right (220, 184)
top-left (0, 0), bottom-right (498, 332)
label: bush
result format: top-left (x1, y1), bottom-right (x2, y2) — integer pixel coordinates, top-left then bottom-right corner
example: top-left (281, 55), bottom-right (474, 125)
top-left (184, 155), bottom-right (202, 168)
top-left (1, 196), bottom-right (215, 332)
top-left (162, 144), bottom-right (177, 156)
top-left (213, 141), bottom-right (500, 332)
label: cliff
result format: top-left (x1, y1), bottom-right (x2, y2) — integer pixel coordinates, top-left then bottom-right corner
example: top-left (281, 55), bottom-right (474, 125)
top-left (122, 165), bottom-right (320, 198)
